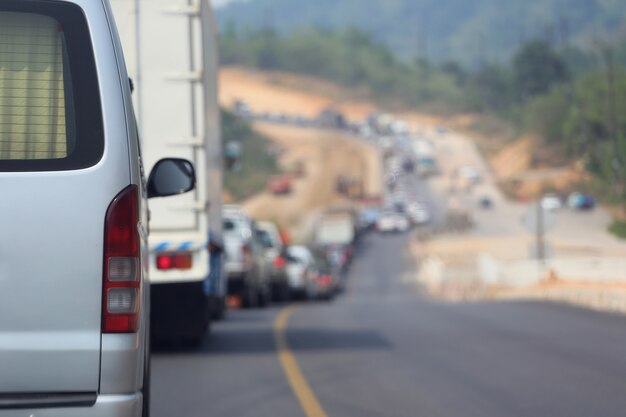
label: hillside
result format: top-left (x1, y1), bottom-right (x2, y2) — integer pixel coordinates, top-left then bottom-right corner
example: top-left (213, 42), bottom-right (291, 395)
top-left (216, 0), bottom-right (626, 66)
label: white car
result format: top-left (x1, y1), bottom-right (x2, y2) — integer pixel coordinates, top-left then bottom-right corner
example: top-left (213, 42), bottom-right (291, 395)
top-left (256, 221), bottom-right (290, 301)
top-left (459, 165), bottom-right (482, 184)
top-left (408, 203), bottom-right (430, 225)
top-left (541, 194), bottom-right (562, 211)
top-left (285, 246), bottom-right (319, 299)
top-left (377, 212), bottom-right (411, 233)
top-left (0, 2), bottom-right (196, 415)
top-left (223, 209), bottom-right (271, 308)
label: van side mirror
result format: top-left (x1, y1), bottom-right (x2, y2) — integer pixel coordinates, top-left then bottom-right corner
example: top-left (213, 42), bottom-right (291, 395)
top-left (147, 158), bottom-right (196, 198)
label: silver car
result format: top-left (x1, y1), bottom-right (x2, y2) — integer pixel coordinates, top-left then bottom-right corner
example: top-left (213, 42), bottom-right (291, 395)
top-left (223, 206), bottom-right (270, 308)
top-left (255, 221), bottom-right (290, 301)
top-left (0, 1), bottom-right (195, 416)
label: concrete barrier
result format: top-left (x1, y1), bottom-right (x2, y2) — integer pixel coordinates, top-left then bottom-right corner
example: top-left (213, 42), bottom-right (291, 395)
top-left (417, 253), bottom-right (626, 314)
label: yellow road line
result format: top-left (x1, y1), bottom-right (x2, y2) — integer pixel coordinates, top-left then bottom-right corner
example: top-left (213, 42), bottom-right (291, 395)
top-left (274, 306), bottom-right (329, 417)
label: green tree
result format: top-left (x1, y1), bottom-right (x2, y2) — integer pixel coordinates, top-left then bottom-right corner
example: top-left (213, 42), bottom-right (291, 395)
top-left (466, 64), bottom-right (516, 112)
top-left (513, 40), bottom-right (568, 99)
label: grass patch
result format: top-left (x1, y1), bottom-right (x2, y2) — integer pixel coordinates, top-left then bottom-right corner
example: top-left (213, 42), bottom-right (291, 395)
top-left (224, 133), bottom-right (278, 200)
top-left (608, 220), bottom-right (626, 240)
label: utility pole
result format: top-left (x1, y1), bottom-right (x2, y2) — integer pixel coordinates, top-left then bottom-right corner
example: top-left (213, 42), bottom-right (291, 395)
top-left (536, 200), bottom-right (545, 265)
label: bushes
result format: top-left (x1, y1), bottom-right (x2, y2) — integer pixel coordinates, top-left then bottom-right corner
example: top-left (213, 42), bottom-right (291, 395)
top-left (221, 109), bottom-right (279, 200)
top-left (609, 220), bottom-right (626, 239)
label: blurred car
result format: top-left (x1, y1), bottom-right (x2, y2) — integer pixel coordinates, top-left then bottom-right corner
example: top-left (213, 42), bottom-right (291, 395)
top-left (311, 252), bottom-right (339, 300)
top-left (541, 193), bottom-right (562, 211)
top-left (458, 165), bottom-right (481, 184)
top-left (407, 203), bottom-right (430, 225)
top-left (392, 198), bottom-right (407, 214)
top-left (377, 211), bottom-right (410, 233)
top-left (402, 157), bottom-right (415, 173)
top-left (359, 207), bottom-right (381, 231)
top-left (233, 99), bottom-right (252, 118)
top-left (285, 245), bottom-right (319, 299)
top-left (567, 192), bottom-right (596, 210)
top-left (324, 244), bottom-right (353, 274)
top-left (267, 174), bottom-right (292, 195)
top-left (255, 221), bottom-right (290, 301)
top-left (479, 196), bottom-right (494, 209)
top-left (223, 207), bottom-right (271, 308)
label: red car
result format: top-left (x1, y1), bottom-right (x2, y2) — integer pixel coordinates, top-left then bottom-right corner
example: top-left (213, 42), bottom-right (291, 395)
top-left (268, 175), bottom-right (293, 195)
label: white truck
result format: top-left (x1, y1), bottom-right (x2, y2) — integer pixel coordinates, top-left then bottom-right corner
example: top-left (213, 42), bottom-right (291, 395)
top-left (111, 0), bottom-right (225, 342)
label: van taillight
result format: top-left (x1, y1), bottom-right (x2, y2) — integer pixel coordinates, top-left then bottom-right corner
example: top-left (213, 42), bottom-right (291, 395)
top-left (103, 185), bottom-right (140, 333)
top-left (156, 253), bottom-right (192, 270)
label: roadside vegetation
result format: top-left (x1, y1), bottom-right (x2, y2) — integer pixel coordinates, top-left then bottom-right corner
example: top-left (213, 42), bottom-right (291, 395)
top-left (217, 0), bottom-right (626, 66)
top-left (220, 27), bottom-right (467, 111)
top-left (222, 109), bottom-right (278, 200)
top-left (609, 220), bottom-right (626, 240)
top-left (220, 27), bottom-right (626, 231)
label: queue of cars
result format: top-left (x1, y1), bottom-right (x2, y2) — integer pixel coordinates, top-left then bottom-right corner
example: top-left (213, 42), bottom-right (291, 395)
top-left (371, 133), bottom-right (436, 234)
top-left (222, 205), bottom-right (343, 307)
top-left (542, 192), bottom-right (596, 211)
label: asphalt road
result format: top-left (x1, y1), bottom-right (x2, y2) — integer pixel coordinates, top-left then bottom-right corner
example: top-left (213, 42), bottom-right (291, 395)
top-left (151, 231), bottom-right (626, 417)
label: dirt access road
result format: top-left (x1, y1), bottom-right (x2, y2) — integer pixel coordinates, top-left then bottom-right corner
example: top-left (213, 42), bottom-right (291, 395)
top-left (244, 123), bottom-right (382, 241)
top-left (219, 67), bottom-right (383, 240)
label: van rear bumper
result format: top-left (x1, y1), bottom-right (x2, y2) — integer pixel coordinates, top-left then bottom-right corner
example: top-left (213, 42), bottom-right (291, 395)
top-left (0, 393), bottom-right (141, 417)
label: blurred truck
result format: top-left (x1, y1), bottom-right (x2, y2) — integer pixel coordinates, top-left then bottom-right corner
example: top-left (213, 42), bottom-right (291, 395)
top-left (111, 0), bottom-right (225, 342)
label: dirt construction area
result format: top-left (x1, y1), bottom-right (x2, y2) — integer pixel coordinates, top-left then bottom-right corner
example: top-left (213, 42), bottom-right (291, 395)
top-left (243, 122), bottom-right (382, 241)
top-left (220, 66), bottom-right (377, 120)
top-left (219, 67), bottom-right (383, 240)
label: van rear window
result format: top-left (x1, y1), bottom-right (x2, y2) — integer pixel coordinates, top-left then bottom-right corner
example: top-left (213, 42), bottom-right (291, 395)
top-left (0, 2), bottom-right (103, 171)
top-left (0, 13), bottom-right (71, 160)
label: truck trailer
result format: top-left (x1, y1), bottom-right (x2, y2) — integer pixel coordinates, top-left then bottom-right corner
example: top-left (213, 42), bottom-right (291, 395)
top-left (111, 0), bottom-right (225, 342)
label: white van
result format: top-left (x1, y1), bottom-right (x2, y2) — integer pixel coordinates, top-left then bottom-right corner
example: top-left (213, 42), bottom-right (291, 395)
top-left (0, 1), bottom-right (195, 416)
